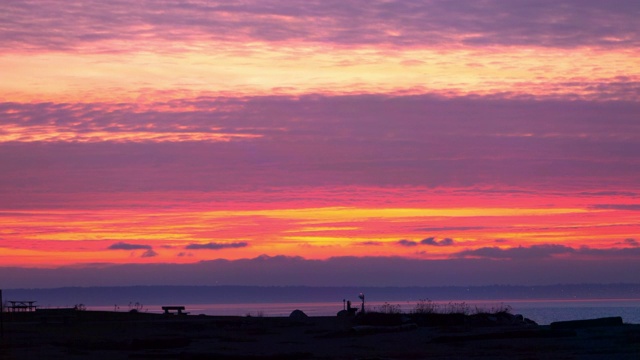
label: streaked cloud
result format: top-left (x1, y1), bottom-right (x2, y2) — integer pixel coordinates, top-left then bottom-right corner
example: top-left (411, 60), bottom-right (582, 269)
top-left (185, 242), bottom-right (249, 250)
top-left (1, 2), bottom-right (638, 102)
top-left (2, 96), bottom-right (639, 195)
top-left (2, 1), bottom-right (638, 51)
top-left (358, 241), bottom-right (383, 246)
top-left (416, 227), bottom-right (486, 232)
top-left (592, 204), bottom-right (640, 211)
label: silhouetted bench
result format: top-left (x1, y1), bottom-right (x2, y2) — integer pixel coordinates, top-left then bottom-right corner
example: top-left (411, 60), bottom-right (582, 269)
top-left (162, 306), bottom-right (188, 315)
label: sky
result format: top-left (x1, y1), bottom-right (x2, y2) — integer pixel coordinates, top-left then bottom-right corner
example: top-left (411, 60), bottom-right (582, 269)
top-left (1, 0), bottom-right (640, 288)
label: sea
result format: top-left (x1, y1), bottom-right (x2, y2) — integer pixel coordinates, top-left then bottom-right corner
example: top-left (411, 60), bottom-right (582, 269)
top-left (91, 298), bottom-right (640, 325)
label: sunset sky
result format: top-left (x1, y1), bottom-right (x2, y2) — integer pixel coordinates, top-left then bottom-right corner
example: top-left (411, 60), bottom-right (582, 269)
top-left (1, 0), bottom-right (640, 288)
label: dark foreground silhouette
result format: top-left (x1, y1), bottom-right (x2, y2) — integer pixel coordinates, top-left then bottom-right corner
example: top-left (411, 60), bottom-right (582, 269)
top-left (2, 310), bottom-right (639, 359)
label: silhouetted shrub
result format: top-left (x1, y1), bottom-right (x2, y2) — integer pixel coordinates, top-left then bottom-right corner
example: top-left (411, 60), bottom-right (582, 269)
top-left (411, 299), bottom-right (470, 315)
top-left (412, 299), bottom-right (437, 314)
top-left (408, 299), bottom-right (516, 327)
top-left (375, 302), bottom-right (402, 314)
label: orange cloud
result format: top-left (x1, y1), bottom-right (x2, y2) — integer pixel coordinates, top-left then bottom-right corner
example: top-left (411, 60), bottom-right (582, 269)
top-left (2, 45), bottom-right (638, 104)
top-left (2, 187), bottom-right (638, 267)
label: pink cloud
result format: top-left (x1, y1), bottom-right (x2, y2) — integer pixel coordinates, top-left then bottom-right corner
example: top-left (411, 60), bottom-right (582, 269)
top-left (1, 1), bottom-right (638, 52)
top-left (2, 95), bottom-right (639, 193)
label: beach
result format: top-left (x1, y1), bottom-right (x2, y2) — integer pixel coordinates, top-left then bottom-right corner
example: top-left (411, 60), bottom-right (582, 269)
top-left (2, 310), bottom-right (639, 359)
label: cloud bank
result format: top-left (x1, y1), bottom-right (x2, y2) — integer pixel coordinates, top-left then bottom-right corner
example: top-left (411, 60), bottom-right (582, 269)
top-left (3, 254), bottom-right (640, 288)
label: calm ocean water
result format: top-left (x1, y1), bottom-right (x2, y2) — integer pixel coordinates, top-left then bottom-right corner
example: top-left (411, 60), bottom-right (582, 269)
top-left (91, 298), bottom-right (640, 325)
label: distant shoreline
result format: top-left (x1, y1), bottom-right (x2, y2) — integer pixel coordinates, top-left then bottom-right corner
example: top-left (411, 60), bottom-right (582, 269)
top-left (5, 283), bottom-right (640, 306)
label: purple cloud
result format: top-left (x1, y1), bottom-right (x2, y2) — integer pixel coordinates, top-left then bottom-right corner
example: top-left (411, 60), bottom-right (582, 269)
top-left (358, 241), bottom-right (383, 246)
top-left (185, 242), bottom-right (249, 250)
top-left (108, 242), bottom-right (158, 258)
top-left (108, 242), bottom-right (152, 251)
top-left (592, 204), bottom-right (640, 211)
top-left (1, 1), bottom-right (638, 51)
top-left (141, 249), bottom-right (158, 258)
top-left (420, 237), bottom-right (454, 246)
top-left (2, 95), bottom-right (640, 196)
top-left (397, 239), bottom-right (418, 247)
top-left (454, 244), bottom-right (575, 259)
top-left (454, 244), bottom-right (640, 260)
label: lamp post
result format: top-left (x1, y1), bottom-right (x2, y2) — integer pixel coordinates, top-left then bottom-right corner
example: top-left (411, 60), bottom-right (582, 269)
top-left (358, 293), bottom-right (365, 314)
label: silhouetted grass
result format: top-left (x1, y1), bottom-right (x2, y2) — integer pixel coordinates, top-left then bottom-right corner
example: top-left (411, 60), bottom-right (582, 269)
top-left (359, 299), bottom-right (515, 327)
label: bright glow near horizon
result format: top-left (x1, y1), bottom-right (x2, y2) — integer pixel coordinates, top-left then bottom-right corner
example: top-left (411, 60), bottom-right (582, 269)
top-left (0, 193), bottom-right (635, 267)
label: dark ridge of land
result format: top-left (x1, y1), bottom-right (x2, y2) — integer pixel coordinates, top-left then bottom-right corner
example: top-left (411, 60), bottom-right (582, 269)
top-left (1, 310), bottom-right (639, 359)
top-left (4, 283), bottom-right (640, 306)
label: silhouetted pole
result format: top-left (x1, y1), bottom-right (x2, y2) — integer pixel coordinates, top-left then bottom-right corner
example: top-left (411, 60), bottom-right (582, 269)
top-left (359, 293), bottom-right (365, 314)
top-left (1, 289), bottom-right (4, 338)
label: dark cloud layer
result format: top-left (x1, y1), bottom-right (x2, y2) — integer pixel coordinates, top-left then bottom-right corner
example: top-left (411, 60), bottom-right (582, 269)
top-left (2, 95), bottom-right (639, 199)
top-left (592, 204), bottom-right (640, 211)
top-left (2, 254), bottom-right (640, 288)
top-left (1, 1), bottom-right (638, 51)
top-left (454, 244), bottom-right (640, 260)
